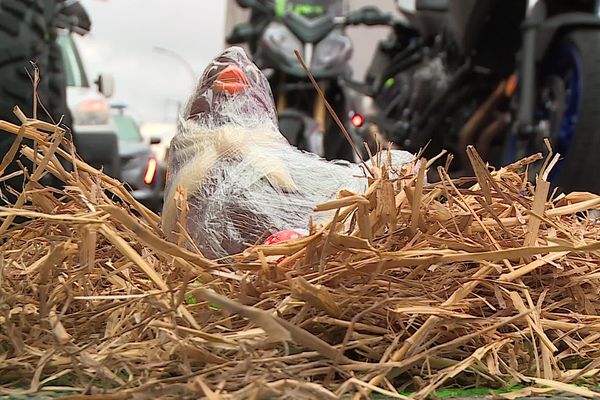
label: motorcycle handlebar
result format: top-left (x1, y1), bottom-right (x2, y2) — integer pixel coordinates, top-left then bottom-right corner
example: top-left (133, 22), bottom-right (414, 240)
top-left (230, 2), bottom-right (392, 43)
top-left (235, 0), bottom-right (272, 14)
top-left (227, 22), bottom-right (258, 45)
top-left (345, 7), bottom-right (393, 26)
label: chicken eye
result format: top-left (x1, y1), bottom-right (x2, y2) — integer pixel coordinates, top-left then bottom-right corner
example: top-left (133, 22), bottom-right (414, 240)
top-left (199, 66), bottom-right (214, 85)
top-left (244, 66), bottom-right (261, 85)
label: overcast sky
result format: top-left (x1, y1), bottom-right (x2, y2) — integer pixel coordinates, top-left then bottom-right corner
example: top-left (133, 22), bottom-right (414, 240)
top-left (77, 0), bottom-right (226, 124)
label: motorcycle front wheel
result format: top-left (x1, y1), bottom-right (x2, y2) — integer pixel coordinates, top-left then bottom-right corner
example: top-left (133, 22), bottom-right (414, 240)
top-left (510, 30), bottom-right (600, 194)
top-left (324, 114), bottom-right (355, 162)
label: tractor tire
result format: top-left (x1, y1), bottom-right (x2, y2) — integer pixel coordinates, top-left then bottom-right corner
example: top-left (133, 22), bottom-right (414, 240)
top-left (0, 0), bottom-right (69, 205)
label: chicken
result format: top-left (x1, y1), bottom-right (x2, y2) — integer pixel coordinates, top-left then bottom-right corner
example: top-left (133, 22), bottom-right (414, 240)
top-left (162, 47), bottom-right (414, 259)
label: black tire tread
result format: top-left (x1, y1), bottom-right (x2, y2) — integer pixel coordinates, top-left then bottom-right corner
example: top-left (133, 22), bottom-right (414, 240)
top-left (554, 29), bottom-right (600, 194)
top-left (0, 0), bottom-right (69, 205)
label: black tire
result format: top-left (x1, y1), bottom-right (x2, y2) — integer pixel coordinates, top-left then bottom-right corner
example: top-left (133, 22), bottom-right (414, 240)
top-left (324, 113), bottom-right (355, 162)
top-left (278, 112), bottom-right (306, 151)
top-left (0, 0), bottom-right (69, 205)
top-left (0, 0), bottom-right (58, 124)
top-left (323, 88), bottom-right (354, 162)
top-left (543, 30), bottom-right (600, 194)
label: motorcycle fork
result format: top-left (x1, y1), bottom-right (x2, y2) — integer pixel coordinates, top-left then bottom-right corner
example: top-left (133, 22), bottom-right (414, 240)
top-left (313, 90), bottom-right (326, 134)
top-left (517, 2), bottom-right (546, 137)
top-left (275, 77), bottom-right (326, 133)
top-left (276, 75), bottom-right (287, 114)
top-left (277, 93), bottom-right (287, 114)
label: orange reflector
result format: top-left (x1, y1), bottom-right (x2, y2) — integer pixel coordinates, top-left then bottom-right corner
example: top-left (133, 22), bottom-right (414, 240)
top-left (213, 65), bottom-right (249, 94)
top-left (505, 74), bottom-right (518, 97)
top-left (144, 157), bottom-right (157, 185)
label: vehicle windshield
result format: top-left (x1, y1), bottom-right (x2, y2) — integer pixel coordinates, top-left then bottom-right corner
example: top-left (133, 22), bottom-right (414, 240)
top-left (56, 31), bottom-right (89, 88)
top-left (113, 115), bottom-right (143, 142)
top-left (274, 0), bottom-right (346, 18)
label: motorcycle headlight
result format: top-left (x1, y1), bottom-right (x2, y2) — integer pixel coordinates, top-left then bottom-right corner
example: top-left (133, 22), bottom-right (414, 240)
top-left (313, 34), bottom-right (352, 70)
top-left (73, 98), bottom-right (111, 126)
top-left (261, 24), bottom-right (303, 62)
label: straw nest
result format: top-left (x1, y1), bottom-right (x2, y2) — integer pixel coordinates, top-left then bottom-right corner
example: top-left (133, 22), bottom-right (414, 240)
top-left (2, 109), bottom-right (600, 400)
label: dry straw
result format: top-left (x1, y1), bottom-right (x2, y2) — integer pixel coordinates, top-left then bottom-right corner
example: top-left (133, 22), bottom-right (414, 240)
top-left (1, 108), bottom-right (600, 399)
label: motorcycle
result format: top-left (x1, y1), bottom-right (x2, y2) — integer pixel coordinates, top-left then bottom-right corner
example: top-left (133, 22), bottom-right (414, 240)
top-left (349, 0), bottom-right (600, 194)
top-left (226, 0), bottom-right (391, 162)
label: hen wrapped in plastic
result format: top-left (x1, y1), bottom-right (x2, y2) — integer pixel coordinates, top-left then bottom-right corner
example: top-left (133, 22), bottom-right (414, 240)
top-left (162, 47), bottom-right (414, 259)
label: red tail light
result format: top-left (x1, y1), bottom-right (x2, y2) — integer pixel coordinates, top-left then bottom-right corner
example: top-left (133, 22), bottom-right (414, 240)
top-left (74, 98), bottom-right (111, 125)
top-left (351, 113), bottom-right (364, 127)
top-left (144, 157), bottom-right (158, 185)
top-left (79, 98), bottom-right (109, 112)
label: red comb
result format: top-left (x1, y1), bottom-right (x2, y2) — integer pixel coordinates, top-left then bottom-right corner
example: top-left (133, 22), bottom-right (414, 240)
top-left (213, 65), bottom-right (249, 94)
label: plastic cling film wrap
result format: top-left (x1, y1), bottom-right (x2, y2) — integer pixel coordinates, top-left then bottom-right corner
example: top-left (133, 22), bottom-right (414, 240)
top-left (162, 47), bottom-right (415, 259)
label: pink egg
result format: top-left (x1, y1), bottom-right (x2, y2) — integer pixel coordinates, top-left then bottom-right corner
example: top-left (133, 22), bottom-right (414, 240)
top-left (263, 229), bottom-right (306, 245)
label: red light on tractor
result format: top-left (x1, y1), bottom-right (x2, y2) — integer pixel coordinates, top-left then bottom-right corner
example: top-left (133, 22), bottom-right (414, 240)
top-left (351, 113), bottom-right (364, 127)
top-left (144, 157), bottom-right (158, 185)
top-left (79, 98), bottom-right (109, 113)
